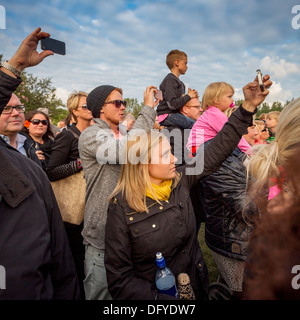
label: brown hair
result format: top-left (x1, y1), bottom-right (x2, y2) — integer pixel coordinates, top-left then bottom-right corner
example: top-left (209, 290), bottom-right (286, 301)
top-left (166, 49), bottom-right (187, 70)
top-left (23, 110), bottom-right (54, 140)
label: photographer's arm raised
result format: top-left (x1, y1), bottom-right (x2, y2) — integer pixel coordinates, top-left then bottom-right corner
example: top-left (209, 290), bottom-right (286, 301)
top-left (0, 27), bottom-right (53, 79)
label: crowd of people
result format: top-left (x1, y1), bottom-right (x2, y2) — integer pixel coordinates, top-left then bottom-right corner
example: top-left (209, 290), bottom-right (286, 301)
top-left (0, 28), bottom-right (299, 301)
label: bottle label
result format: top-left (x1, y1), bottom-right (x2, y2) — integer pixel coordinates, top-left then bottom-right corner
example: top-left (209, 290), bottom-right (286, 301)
top-left (159, 285), bottom-right (178, 298)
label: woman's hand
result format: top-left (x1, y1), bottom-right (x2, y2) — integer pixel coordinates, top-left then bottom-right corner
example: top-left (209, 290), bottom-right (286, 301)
top-left (242, 74), bottom-right (273, 112)
top-left (35, 150), bottom-right (45, 161)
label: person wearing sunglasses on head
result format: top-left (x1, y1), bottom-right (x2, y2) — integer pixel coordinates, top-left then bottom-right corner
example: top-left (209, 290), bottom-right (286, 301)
top-left (21, 110), bottom-right (54, 170)
top-left (0, 93), bottom-right (43, 167)
top-left (78, 84), bottom-right (159, 300)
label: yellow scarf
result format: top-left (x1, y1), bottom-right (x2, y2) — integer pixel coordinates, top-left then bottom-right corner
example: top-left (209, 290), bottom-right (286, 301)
top-left (146, 179), bottom-right (172, 201)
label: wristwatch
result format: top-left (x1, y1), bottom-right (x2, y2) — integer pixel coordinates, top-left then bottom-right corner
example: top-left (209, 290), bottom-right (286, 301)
top-left (0, 60), bottom-right (22, 77)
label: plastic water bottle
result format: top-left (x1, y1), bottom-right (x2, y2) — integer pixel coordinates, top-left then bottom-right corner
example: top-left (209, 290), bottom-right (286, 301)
top-left (155, 252), bottom-right (178, 298)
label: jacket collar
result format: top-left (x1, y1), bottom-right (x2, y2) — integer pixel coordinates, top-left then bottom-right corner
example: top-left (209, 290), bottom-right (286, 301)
top-left (0, 142), bottom-right (35, 208)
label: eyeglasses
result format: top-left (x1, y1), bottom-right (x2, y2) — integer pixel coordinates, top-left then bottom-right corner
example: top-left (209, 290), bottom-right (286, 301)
top-left (188, 105), bottom-right (202, 109)
top-left (31, 119), bottom-right (49, 126)
top-left (103, 100), bottom-right (127, 108)
top-left (2, 105), bottom-right (25, 114)
top-left (79, 104), bottom-right (89, 110)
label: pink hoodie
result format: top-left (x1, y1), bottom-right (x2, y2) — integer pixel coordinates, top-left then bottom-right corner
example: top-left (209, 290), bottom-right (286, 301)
top-left (186, 106), bottom-right (251, 153)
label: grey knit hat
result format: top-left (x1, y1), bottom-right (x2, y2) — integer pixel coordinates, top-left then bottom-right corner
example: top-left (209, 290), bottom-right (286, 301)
top-left (87, 85), bottom-right (116, 118)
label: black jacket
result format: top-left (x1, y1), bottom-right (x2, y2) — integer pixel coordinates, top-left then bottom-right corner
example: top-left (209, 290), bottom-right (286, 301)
top-left (0, 69), bottom-right (80, 300)
top-left (105, 105), bottom-right (256, 300)
top-left (46, 124), bottom-right (81, 181)
top-left (201, 146), bottom-right (253, 261)
top-left (20, 132), bottom-right (54, 170)
top-left (156, 73), bottom-right (191, 116)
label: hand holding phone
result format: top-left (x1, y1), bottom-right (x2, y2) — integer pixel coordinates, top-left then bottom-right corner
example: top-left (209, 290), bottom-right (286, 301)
top-left (256, 69), bottom-right (265, 92)
top-left (41, 37), bottom-right (66, 55)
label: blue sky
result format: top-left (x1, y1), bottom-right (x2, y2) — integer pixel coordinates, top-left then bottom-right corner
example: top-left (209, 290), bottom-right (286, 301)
top-left (0, 0), bottom-right (299, 106)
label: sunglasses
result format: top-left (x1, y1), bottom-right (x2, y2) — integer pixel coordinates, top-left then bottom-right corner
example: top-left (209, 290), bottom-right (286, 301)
top-left (31, 119), bottom-right (49, 126)
top-left (79, 104), bottom-right (89, 110)
top-left (103, 100), bottom-right (127, 108)
top-left (2, 105), bottom-right (25, 114)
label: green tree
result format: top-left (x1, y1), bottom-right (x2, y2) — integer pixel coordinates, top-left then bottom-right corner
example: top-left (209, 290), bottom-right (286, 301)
top-left (256, 102), bottom-right (270, 117)
top-left (124, 98), bottom-right (143, 118)
top-left (0, 54), bottom-right (68, 124)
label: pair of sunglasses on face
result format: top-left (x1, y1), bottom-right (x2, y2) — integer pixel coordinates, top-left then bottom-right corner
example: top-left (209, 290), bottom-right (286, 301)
top-left (31, 119), bottom-right (49, 126)
top-left (81, 100), bottom-right (127, 110)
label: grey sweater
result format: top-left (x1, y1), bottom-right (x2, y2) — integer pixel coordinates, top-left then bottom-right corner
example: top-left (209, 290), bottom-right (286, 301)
top-left (79, 105), bottom-right (156, 250)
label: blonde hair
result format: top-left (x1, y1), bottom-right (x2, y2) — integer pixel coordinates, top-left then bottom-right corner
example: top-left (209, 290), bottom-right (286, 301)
top-left (166, 49), bottom-right (187, 70)
top-left (67, 91), bottom-right (88, 123)
top-left (202, 82), bottom-right (235, 110)
top-left (246, 98), bottom-right (300, 202)
top-left (266, 111), bottom-right (280, 122)
top-left (224, 106), bottom-right (238, 118)
top-left (259, 113), bottom-right (267, 121)
top-left (109, 131), bottom-right (181, 213)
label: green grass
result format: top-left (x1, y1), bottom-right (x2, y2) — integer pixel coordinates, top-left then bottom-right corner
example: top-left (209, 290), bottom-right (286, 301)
top-left (198, 223), bottom-right (219, 284)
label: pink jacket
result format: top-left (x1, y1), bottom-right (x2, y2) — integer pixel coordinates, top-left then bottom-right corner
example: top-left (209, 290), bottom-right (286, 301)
top-left (186, 106), bottom-right (251, 153)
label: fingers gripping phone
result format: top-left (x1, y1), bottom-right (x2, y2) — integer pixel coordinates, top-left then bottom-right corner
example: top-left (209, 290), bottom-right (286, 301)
top-left (256, 69), bottom-right (265, 92)
top-left (41, 37), bottom-right (66, 55)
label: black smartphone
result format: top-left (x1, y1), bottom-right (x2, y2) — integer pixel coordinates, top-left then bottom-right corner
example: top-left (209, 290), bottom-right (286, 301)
top-left (41, 37), bottom-right (66, 55)
top-left (256, 69), bottom-right (265, 92)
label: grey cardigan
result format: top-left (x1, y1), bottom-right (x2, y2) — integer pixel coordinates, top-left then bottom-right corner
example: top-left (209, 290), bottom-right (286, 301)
top-left (79, 105), bottom-right (156, 250)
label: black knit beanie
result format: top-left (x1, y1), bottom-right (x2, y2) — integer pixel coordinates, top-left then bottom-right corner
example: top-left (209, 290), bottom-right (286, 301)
top-left (87, 85), bottom-right (116, 118)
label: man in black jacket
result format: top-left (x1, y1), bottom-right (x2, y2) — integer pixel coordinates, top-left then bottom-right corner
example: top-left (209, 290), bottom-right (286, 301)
top-left (0, 27), bottom-right (80, 299)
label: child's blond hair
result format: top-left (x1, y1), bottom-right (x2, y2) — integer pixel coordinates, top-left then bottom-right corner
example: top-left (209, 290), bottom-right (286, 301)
top-left (266, 111), bottom-right (280, 123)
top-left (202, 82), bottom-right (235, 110)
top-left (166, 49), bottom-right (187, 70)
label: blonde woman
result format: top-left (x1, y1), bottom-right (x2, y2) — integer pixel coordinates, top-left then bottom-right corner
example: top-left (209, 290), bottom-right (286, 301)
top-left (253, 120), bottom-right (269, 145)
top-left (246, 98), bottom-right (300, 215)
top-left (104, 75), bottom-right (272, 300)
top-left (266, 110), bottom-right (280, 143)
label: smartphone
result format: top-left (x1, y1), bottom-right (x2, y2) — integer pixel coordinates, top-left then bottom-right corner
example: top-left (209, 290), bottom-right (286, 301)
top-left (256, 69), bottom-right (265, 92)
top-left (154, 90), bottom-right (163, 101)
top-left (41, 37), bottom-right (66, 55)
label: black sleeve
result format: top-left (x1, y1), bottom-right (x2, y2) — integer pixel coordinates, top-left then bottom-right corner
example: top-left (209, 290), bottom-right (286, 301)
top-left (0, 70), bottom-right (22, 109)
top-left (163, 77), bottom-right (190, 111)
top-left (47, 130), bottom-right (75, 169)
top-left (183, 105), bottom-right (256, 188)
top-left (46, 160), bottom-right (81, 181)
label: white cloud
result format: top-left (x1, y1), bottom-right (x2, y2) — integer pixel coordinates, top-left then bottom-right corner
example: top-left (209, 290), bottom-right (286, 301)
top-left (264, 81), bottom-right (293, 104)
top-left (261, 56), bottom-right (299, 79)
top-left (55, 87), bottom-right (71, 105)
